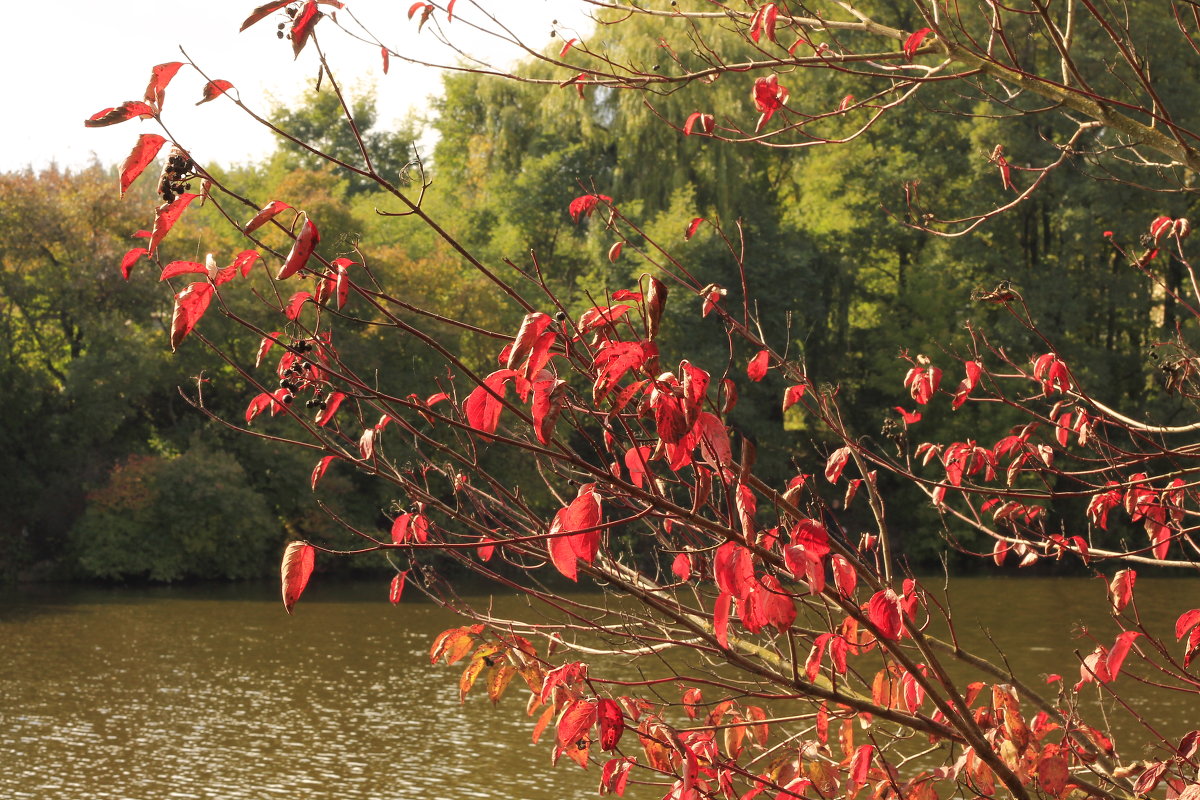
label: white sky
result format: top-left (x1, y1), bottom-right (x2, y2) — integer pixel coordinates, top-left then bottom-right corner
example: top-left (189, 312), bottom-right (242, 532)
top-left (6, 0), bottom-right (593, 173)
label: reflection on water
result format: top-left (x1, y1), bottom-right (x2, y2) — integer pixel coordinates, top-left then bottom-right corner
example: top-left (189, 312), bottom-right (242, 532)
top-left (2, 576), bottom-right (1197, 798)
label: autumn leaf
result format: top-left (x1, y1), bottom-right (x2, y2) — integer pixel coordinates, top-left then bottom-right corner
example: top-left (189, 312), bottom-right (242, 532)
top-left (277, 217), bottom-right (320, 279)
top-left (120, 248), bottom-right (148, 280)
top-left (824, 446), bottom-right (852, 484)
top-left (280, 541), bottom-right (316, 614)
top-left (144, 62), bottom-right (184, 107)
top-left (597, 698), bottom-right (625, 750)
top-left (749, 3), bottom-right (778, 43)
top-left (244, 200), bottom-right (294, 233)
top-left (868, 589), bottom-right (902, 640)
top-left (119, 134), bottom-right (167, 197)
top-left (683, 113), bottom-right (714, 136)
top-left (85, 100), bottom-right (156, 128)
top-left (290, 0), bottom-right (321, 57)
top-left (389, 571), bottom-right (407, 604)
top-left (169, 282), bottom-right (214, 351)
top-left (310, 455), bottom-right (336, 489)
top-left (464, 369), bottom-right (519, 436)
top-left (197, 80), bottom-right (234, 106)
top-left (560, 37), bottom-right (577, 58)
top-left (149, 193), bottom-right (200, 255)
top-left (568, 193), bottom-right (613, 222)
top-left (315, 392), bottom-right (346, 427)
top-left (747, 350), bottom-right (769, 381)
top-left (1108, 569), bottom-right (1136, 613)
top-left (685, 217), bottom-right (705, 239)
top-left (240, 0), bottom-right (292, 31)
top-left (903, 28), bottom-right (933, 60)
top-left (159, 261), bottom-right (207, 281)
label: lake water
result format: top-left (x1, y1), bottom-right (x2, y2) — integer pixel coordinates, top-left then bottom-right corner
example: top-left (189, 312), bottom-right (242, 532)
top-left (2, 576), bottom-right (1196, 799)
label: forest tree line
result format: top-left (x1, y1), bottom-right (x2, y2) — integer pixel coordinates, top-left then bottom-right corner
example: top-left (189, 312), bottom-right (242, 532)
top-left (3, 9), bottom-right (1193, 581)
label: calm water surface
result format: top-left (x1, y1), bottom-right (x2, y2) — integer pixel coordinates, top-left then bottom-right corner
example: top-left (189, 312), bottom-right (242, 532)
top-left (2, 576), bottom-right (1197, 799)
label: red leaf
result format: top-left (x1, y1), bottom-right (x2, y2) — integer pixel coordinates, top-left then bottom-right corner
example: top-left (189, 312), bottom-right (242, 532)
top-left (169, 282), bottom-right (214, 351)
top-left (389, 571), bottom-right (407, 604)
top-left (232, 250), bottom-right (261, 277)
top-left (747, 349), bottom-right (770, 382)
top-left (311, 455), bottom-right (336, 489)
top-left (560, 37), bottom-right (577, 58)
top-left (159, 261), bottom-right (206, 281)
top-left (751, 75), bottom-right (788, 131)
top-left (280, 541), bottom-right (316, 614)
top-left (476, 536), bottom-right (495, 562)
top-left (568, 193), bottom-right (613, 222)
top-left (782, 384), bottom-right (806, 412)
top-left (1176, 608), bottom-right (1200, 640)
top-left (120, 248), bottom-right (148, 280)
top-left (530, 374), bottom-right (565, 444)
top-left (315, 392), bottom-right (346, 427)
top-left (597, 698), bottom-right (625, 751)
top-left (624, 445), bottom-right (652, 488)
top-left (380, 47), bottom-right (390, 75)
top-left (255, 332), bottom-right (281, 368)
top-left (85, 100), bottom-right (156, 127)
top-left (557, 698), bottom-right (598, 749)
top-left (197, 80), bottom-right (234, 106)
top-left (593, 340), bottom-right (655, 402)
top-left (714, 593), bottom-right (732, 648)
top-left (149, 193), bottom-right (200, 255)
top-left (284, 291), bottom-right (312, 321)
top-left (407, 2), bottom-right (430, 20)
top-left (547, 522), bottom-right (579, 581)
top-left (683, 112), bottom-right (715, 136)
top-left (749, 3), bottom-right (778, 43)
top-left (671, 552), bottom-right (692, 582)
top-left (244, 200), bottom-right (294, 233)
top-left (695, 412), bottom-right (733, 472)
top-left (868, 589), bottom-right (902, 640)
top-left (241, 0), bottom-right (292, 31)
top-left (1107, 631), bottom-right (1140, 679)
top-left (824, 446), bottom-right (852, 484)
top-left (290, 0), bottom-right (321, 57)
top-left (144, 62), bottom-right (183, 107)
top-left (607, 241), bottom-right (623, 262)
top-left (831, 555), bottom-right (856, 597)
top-left (849, 744), bottom-right (874, 786)
top-left (903, 28), bottom-right (933, 60)
top-left (1150, 215), bottom-right (1174, 245)
top-left (245, 392), bottom-right (273, 424)
top-left (446, 0), bottom-right (456, 21)
top-left (685, 217), bottom-right (705, 239)
top-left (464, 369), bottom-right (519, 436)
top-left (119, 134), bottom-right (167, 197)
top-left (895, 406), bottom-right (922, 424)
top-left (277, 217), bottom-right (320, 279)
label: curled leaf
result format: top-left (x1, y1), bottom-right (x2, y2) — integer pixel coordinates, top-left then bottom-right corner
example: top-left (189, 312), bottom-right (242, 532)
top-left (277, 217), bottom-right (320, 279)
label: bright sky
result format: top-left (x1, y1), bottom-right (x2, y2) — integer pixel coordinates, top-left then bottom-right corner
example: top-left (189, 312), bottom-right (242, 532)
top-left (7, 0), bottom-right (592, 173)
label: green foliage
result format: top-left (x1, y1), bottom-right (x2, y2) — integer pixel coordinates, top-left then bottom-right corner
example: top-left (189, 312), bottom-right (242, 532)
top-left (71, 446), bottom-right (278, 581)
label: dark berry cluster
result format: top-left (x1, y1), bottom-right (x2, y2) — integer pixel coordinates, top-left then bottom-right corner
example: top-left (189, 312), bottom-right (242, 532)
top-left (157, 146), bottom-right (194, 204)
top-left (276, 4), bottom-right (299, 39)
